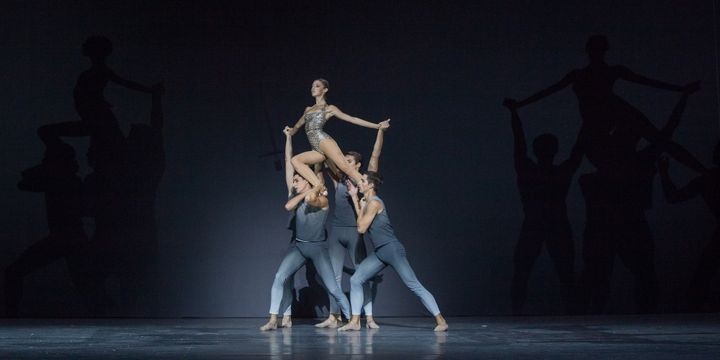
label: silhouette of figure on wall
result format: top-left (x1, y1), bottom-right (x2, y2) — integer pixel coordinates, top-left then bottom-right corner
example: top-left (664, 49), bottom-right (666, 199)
top-left (4, 142), bottom-right (89, 317)
top-left (505, 34), bottom-right (703, 178)
top-left (659, 143), bottom-right (720, 312)
top-left (36, 35), bottom-right (162, 180)
top-left (579, 93), bottom-right (691, 314)
top-left (503, 100), bottom-right (585, 315)
top-left (79, 86), bottom-right (166, 315)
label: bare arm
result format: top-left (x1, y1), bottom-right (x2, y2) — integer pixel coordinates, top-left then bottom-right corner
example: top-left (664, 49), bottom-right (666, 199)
top-left (283, 127), bottom-right (294, 195)
top-left (367, 125), bottom-right (388, 172)
top-left (356, 199), bottom-right (381, 234)
top-left (108, 70), bottom-right (155, 93)
top-left (503, 100), bottom-right (530, 172)
top-left (618, 66), bottom-right (691, 92)
top-left (304, 186), bottom-right (329, 209)
top-left (560, 129), bottom-right (587, 173)
top-left (285, 192), bottom-right (306, 211)
top-left (658, 157), bottom-right (702, 203)
top-left (328, 105), bottom-right (389, 130)
top-left (512, 71), bottom-right (575, 108)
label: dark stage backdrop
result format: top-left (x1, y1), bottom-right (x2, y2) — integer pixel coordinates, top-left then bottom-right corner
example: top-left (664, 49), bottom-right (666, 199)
top-left (0, 0), bottom-right (718, 317)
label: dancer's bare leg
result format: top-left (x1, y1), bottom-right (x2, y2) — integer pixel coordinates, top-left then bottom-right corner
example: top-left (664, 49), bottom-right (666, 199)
top-left (319, 139), bottom-right (363, 184)
top-left (291, 151), bottom-right (326, 187)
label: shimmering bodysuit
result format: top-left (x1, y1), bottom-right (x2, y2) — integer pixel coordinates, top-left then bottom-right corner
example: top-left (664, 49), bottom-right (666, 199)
top-left (304, 105), bottom-right (332, 154)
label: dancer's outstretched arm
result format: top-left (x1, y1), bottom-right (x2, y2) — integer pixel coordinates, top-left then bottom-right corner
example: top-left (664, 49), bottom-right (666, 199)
top-left (511, 71), bottom-right (576, 108)
top-left (284, 127), bottom-right (294, 195)
top-left (108, 70), bottom-right (157, 93)
top-left (658, 157), bottom-right (702, 203)
top-left (618, 67), bottom-right (699, 93)
top-left (328, 105), bottom-right (390, 130)
top-left (367, 125), bottom-right (388, 173)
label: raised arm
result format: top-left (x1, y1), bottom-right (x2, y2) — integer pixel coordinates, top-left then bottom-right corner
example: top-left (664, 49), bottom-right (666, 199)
top-left (503, 100), bottom-right (530, 171)
top-left (328, 105), bottom-right (389, 130)
top-left (658, 157), bottom-right (702, 204)
top-left (511, 71), bottom-right (575, 109)
top-left (283, 126), bottom-right (294, 195)
top-left (560, 128), bottom-right (587, 173)
top-left (108, 70), bottom-right (155, 93)
top-left (618, 66), bottom-right (699, 93)
top-left (367, 124), bottom-right (388, 172)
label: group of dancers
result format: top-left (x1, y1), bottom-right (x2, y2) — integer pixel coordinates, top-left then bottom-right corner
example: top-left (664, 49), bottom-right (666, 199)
top-left (504, 34), bottom-right (718, 314)
top-left (259, 79), bottom-right (448, 332)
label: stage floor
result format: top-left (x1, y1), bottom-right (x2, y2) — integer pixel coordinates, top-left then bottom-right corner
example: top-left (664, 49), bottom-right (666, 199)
top-left (1, 315), bottom-right (718, 359)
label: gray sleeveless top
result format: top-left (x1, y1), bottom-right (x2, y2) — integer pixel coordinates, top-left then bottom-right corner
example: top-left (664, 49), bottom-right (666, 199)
top-left (366, 196), bottom-right (399, 248)
top-left (331, 180), bottom-right (357, 227)
top-left (295, 199), bottom-right (328, 242)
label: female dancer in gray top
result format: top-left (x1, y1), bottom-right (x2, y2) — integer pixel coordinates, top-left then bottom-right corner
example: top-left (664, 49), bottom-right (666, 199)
top-left (287, 79), bottom-right (390, 190)
top-left (338, 173), bottom-right (448, 332)
top-left (259, 127), bottom-right (352, 331)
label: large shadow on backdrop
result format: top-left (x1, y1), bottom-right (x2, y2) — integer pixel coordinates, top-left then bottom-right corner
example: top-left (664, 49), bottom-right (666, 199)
top-left (505, 34), bottom-right (707, 314)
top-left (659, 143), bottom-right (720, 313)
top-left (4, 36), bottom-right (165, 316)
top-left (503, 102), bottom-right (584, 315)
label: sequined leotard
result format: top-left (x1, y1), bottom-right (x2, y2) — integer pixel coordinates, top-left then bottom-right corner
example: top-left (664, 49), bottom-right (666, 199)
top-left (304, 105), bottom-right (333, 154)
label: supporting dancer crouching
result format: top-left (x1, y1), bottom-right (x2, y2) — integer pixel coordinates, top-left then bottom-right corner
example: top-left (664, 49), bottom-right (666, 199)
top-left (338, 173), bottom-right (448, 332)
top-left (260, 127), bottom-right (352, 331)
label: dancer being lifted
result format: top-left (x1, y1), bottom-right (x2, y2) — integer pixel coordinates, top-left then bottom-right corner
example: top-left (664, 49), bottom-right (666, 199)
top-left (338, 173), bottom-right (448, 332)
top-left (287, 79), bottom-right (390, 189)
top-left (259, 127), bottom-right (352, 331)
top-left (37, 36), bottom-right (162, 175)
top-left (316, 125), bottom-right (388, 329)
top-left (505, 35), bottom-right (703, 176)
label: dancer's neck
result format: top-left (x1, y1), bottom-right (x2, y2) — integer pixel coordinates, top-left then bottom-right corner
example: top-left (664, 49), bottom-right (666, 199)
top-left (314, 97), bottom-right (327, 106)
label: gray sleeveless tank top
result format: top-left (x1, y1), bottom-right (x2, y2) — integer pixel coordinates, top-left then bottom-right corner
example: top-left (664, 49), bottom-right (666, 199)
top-left (295, 200), bottom-right (328, 242)
top-left (331, 180), bottom-right (357, 227)
top-left (366, 196), bottom-right (398, 248)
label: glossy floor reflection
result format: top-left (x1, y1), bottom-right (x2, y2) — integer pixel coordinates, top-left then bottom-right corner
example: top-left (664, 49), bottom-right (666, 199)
top-left (0, 315), bottom-right (719, 359)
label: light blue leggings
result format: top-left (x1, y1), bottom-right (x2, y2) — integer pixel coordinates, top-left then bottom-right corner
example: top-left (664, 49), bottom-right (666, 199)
top-left (327, 226), bottom-right (374, 315)
top-left (269, 241), bottom-right (351, 319)
top-left (350, 241), bottom-right (440, 316)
